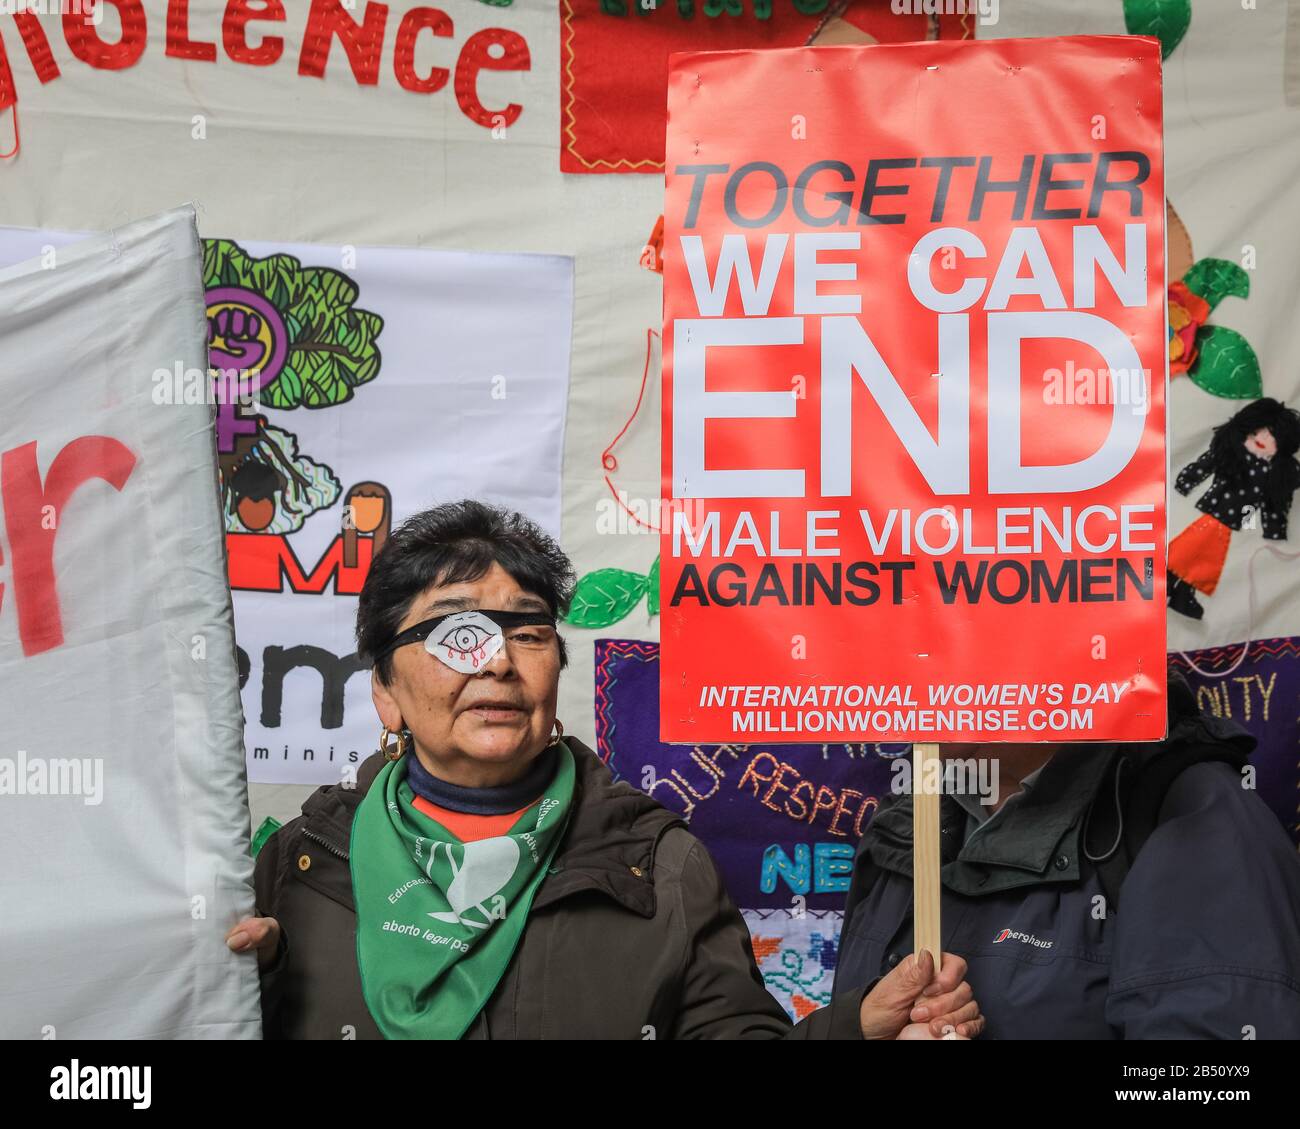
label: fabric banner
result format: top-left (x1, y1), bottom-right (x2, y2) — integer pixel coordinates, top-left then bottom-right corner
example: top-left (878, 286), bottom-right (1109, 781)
top-left (0, 209), bottom-right (261, 1038)
top-left (661, 37), bottom-right (1168, 744)
top-left (560, 0), bottom-right (973, 174)
top-left (743, 908), bottom-right (843, 1022)
top-left (596, 639), bottom-right (902, 907)
top-left (0, 228), bottom-right (576, 787)
top-left (1172, 635), bottom-right (1300, 847)
top-left (0, 0), bottom-right (1292, 1025)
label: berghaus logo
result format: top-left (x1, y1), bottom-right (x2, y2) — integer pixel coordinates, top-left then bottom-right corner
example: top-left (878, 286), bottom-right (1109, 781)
top-left (993, 927), bottom-right (1053, 949)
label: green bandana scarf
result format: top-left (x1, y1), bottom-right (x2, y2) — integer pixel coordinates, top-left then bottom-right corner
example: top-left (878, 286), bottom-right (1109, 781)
top-left (350, 741), bottom-right (575, 1039)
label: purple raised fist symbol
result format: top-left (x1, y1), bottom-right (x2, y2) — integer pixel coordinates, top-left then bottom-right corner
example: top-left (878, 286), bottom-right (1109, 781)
top-left (210, 306), bottom-right (265, 365)
top-left (206, 287), bottom-right (290, 453)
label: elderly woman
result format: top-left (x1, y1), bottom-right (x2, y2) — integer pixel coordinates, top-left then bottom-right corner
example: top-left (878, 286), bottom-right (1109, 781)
top-left (227, 500), bottom-right (983, 1040)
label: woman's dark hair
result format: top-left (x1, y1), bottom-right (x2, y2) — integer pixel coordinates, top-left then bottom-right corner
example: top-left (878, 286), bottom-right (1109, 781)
top-left (1207, 397), bottom-right (1300, 515)
top-left (357, 499), bottom-right (575, 684)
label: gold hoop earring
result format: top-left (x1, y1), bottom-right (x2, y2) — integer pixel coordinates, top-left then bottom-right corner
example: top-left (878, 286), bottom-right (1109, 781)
top-left (378, 726), bottom-right (408, 761)
top-left (546, 719), bottom-right (564, 748)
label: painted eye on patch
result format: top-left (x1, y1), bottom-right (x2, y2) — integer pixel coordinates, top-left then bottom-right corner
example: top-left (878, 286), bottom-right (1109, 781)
top-left (435, 623), bottom-right (495, 659)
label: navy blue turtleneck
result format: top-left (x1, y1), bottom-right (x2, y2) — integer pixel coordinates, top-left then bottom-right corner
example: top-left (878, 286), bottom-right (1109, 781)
top-left (404, 744), bottom-right (558, 816)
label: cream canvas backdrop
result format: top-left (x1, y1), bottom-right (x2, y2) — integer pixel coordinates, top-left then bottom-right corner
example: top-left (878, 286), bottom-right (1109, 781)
top-left (0, 1), bottom-right (663, 826)
top-left (988, 1), bottom-right (1300, 652)
top-left (1, 1), bottom-right (1295, 828)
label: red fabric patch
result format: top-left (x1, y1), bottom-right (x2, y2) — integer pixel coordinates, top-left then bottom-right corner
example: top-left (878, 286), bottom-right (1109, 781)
top-left (456, 28), bottom-right (531, 129)
top-left (224, 0), bottom-right (288, 67)
top-left (560, 0), bottom-right (971, 174)
top-left (298, 0), bottom-right (386, 85)
top-left (167, 0), bottom-right (219, 63)
top-left (14, 13), bottom-right (61, 84)
top-left (64, 0), bottom-right (148, 71)
top-left (1167, 514), bottom-right (1231, 596)
top-left (0, 30), bottom-right (17, 112)
top-left (394, 7), bottom-right (453, 95)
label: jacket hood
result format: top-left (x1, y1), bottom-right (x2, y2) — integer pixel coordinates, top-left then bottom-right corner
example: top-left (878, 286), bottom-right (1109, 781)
top-left (1153, 670), bottom-right (1256, 763)
top-left (295, 737), bottom-right (682, 917)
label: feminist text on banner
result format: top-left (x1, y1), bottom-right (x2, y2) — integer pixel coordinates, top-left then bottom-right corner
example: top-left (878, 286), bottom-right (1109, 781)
top-left (1171, 637), bottom-right (1300, 847)
top-left (0, 209), bottom-right (261, 1038)
top-left (661, 37), bottom-right (1168, 744)
top-left (0, 228), bottom-right (575, 787)
top-left (0, 3), bottom-right (535, 131)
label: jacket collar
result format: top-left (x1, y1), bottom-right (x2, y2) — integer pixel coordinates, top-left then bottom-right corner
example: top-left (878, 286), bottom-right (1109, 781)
top-left (862, 673), bottom-right (1254, 897)
top-left (949, 746), bottom-right (1116, 890)
top-left (297, 738), bottom-right (681, 918)
top-left (865, 746), bottom-right (1118, 896)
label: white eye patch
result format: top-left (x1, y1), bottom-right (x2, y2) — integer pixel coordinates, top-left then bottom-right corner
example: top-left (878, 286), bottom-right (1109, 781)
top-left (423, 611), bottom-right (504, 674)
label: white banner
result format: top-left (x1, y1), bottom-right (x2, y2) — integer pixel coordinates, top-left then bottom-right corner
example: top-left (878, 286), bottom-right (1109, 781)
top-left (0, 227), bottom-right (576, 787)
top-left (0, 209), bottom-right (261, 1038)
top-left (217, 240), bottom-right (574, 786)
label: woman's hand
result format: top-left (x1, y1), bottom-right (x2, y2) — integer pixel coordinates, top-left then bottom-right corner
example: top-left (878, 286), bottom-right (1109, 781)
top-left (224, 916), bottom-right (281, 970)
top-left (858, 950), bottom-right (984, 1040)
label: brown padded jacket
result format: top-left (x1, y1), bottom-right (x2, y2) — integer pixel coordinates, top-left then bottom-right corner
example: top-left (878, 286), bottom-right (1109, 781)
top-left (253, 738), bottom-right (865, 1039)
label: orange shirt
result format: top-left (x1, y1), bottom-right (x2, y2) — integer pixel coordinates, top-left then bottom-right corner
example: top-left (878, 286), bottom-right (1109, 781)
top-left (410, 795), bottom-right (536, 842)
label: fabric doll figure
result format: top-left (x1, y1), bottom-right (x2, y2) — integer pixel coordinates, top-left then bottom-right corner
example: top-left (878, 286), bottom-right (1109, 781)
top-left (1167, 398), bottom-right (1300, 619)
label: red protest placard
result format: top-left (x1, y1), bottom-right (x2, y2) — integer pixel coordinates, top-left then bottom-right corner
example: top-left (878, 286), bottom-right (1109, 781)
top-left (661, 36), bottom-right (1167, 745)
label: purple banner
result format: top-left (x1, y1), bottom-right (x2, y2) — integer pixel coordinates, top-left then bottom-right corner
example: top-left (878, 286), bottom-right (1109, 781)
top-left (594, 639), bottom-right (902, 908)
top-left (1171, 635), bottom-right (1300, 847)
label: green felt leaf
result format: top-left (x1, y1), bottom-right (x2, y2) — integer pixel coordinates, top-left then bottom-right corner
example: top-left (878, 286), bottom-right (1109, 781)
top-left (566, 569), bottom-right (649, 628)
top-left (1183, 258), bottom-right (1250, 311)
top-left (1123, 0), bottom-right (1191, 59)
top-left (647, 555), bottom-right (661, 617)
top-left (1189, 325), bottom-right (1262, 400)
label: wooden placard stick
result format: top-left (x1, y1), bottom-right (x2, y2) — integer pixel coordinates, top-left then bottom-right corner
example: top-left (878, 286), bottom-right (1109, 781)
top-left (912, 742), bottom-right (942, 970)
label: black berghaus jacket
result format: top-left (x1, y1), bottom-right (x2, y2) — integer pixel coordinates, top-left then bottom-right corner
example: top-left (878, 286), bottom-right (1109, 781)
top-left (835, 678), bottom-right (1300, 1039)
